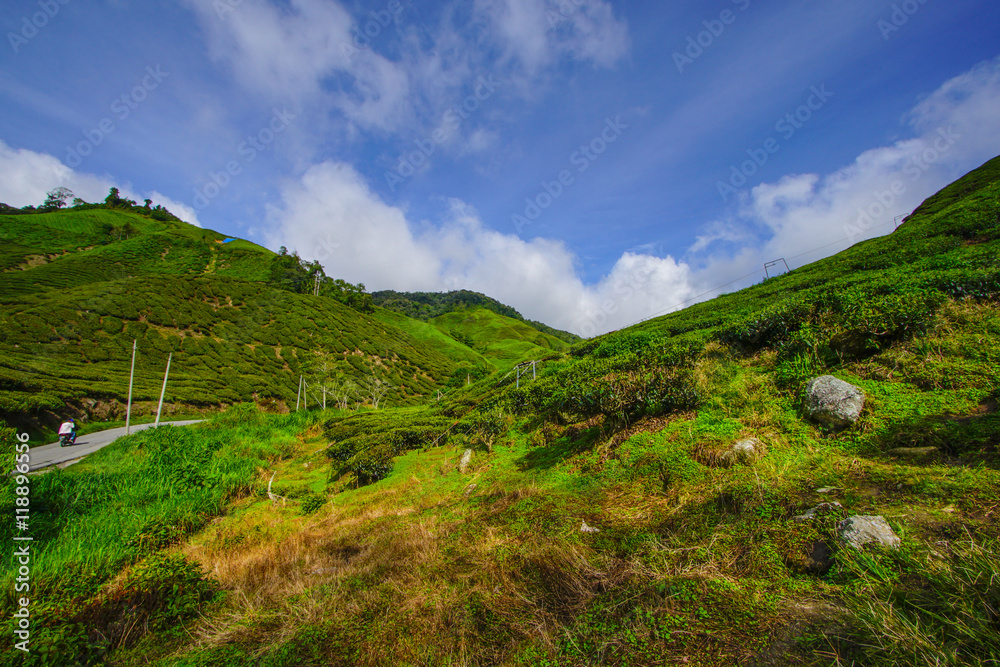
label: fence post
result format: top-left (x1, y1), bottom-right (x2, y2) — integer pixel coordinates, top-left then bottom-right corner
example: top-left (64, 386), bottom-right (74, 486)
top-left (125, 340), bottom-right (137, 435)
top-left (154, 353), bottom-right (172, 428)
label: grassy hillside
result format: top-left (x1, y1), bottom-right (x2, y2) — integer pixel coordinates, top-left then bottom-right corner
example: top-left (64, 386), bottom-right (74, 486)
top-left (373, 288), bottom-right (582, 344)
top-left (430, 307), bottom-right (571, 371)
top-left (2, 157), bottom-right (999, 666)
top-left (0, 210), bottom-right (555, 434)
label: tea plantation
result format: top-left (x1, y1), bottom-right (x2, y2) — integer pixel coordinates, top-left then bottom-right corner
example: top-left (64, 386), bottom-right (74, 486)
top-left (1, 156), bottom-right (999, 666)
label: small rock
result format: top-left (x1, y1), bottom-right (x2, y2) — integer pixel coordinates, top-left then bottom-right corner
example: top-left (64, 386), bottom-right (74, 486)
top-left (463, 483), bottom-right (477, 497)
top-left (721, 438), bottom-right (765, 466)
top-left (458, 448), bottom-right (473, 473)
top-left (815, 487), bottom-right (841, 494)
top-left (888, 447), bottom-right (939, 459)
top-left (804, 376), bottom-right (865, 429)
top-left (804, 540), bottom-right (835, 575)
top-left (792, 502), bottom-right (843, 523)
top-left (838, 515), bottom-right (901, 550)
top-left (580, 520), bottom-right (600, 533)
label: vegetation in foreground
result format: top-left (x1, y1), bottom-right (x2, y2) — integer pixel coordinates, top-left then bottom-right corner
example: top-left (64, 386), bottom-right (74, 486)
top-left (1, 157), bottom-right (999, 665)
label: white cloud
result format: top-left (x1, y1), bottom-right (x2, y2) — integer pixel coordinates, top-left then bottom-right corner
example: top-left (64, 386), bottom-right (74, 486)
top-left (267, 57), bottom-right (1000, 337)
top-left (184, 0), bottom-right (630, 138)
top-left (691, 55), bottom-right (1000, 296)
top-left (265, 160), bottom-right (694, 335)
top-left (0, 140), bottom-right (202, 227)
top-left (474, 0), bottom-right (630, 73)
top-left (183, 0), bottom-right (412, 132)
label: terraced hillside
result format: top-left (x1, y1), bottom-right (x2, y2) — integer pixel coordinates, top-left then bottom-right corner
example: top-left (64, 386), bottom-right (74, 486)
top-left (0, 209), bottom-right (563, 433)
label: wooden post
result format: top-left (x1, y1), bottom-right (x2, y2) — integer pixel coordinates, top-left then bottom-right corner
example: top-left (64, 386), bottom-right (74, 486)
top-left (532, 360), bottom-right (536, 380)
top-left (125, 340), bottom-right (137, 435)
top-left (154, 353), bottom-right (172, 427)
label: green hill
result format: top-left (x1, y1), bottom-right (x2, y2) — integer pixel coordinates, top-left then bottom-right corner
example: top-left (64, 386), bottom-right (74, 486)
top-left (2, 157), bottom-right (999, 666)
top-left (0, 208), bottom-right (564, 434)
top-left (429, 307), bottom-right (571, 371)
top-left (373, 288), bottom-right (582, 344)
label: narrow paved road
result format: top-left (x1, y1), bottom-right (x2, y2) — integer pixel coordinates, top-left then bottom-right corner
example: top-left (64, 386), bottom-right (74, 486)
top-left (27, 420), bottom-right (204, 472)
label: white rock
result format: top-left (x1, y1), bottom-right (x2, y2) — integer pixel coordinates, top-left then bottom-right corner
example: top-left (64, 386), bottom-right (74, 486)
top-left (721, 437), bottom-right (765, 466)
top-left (804, 376), bottom-right (865, 429)
top-left (838, 515), bottom-right (901, 550)
top-left (580, 520), bottom-right (600, 533)
top-left (458, 448), bottom-right (473, 473)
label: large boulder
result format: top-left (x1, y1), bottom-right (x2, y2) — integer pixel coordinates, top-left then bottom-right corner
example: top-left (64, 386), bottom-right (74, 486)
top-left (838, 515), bottom-right (901, 550)
top-left (804, 376), bottom-right (865, 428)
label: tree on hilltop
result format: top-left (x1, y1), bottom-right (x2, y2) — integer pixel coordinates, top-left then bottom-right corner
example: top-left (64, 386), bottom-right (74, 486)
top-left (41, 187), bottom-right (74, 211)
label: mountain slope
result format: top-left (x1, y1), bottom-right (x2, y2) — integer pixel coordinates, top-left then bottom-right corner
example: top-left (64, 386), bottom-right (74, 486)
top-left (373, 288), bottom-right (582, 344)
top-left (0, 209), bottom-right (560, 431)
top-left (429, 307), bottom-right (571, 371)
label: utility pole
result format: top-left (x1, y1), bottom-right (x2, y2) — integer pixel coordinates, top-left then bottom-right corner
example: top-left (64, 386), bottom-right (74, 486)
top-left (296, 375), bottom-right (303, 411)
top-left (154, 353), bottom-right (172, 427)
top-left (125, 340), bottom-right (137, 435)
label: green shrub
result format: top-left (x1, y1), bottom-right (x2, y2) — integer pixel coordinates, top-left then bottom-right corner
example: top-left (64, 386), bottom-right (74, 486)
top-left (300, 492), bottom-right (326, 514)
top-left (346, 442), bottom-right (394, 485)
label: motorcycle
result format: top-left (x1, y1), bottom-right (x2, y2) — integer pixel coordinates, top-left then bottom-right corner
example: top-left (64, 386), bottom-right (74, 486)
top-left (59, 431), bottom-right (77, 447)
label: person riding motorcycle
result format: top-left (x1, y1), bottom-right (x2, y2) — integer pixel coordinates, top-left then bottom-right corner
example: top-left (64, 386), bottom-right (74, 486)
top-left (58, 418), bottom-right (77, 446)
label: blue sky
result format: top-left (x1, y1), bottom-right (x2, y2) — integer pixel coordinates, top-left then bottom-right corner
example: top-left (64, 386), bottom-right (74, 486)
top-left (1, 0), bottom-right (999, 335)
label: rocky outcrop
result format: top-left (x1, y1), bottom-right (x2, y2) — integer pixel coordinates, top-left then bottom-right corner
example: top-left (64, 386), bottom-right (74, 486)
top-left (804, 376), bottom-right (865, 428)
top-left (838, 515), bottom-right (901, 550)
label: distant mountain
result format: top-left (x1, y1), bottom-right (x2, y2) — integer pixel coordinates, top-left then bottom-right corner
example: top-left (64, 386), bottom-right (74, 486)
top-left (372, 289), bottom-right (582, 344)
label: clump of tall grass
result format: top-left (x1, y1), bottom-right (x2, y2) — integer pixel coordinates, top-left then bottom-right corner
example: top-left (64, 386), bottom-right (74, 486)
top-left (838, 535), bottom-right (1000, 665)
